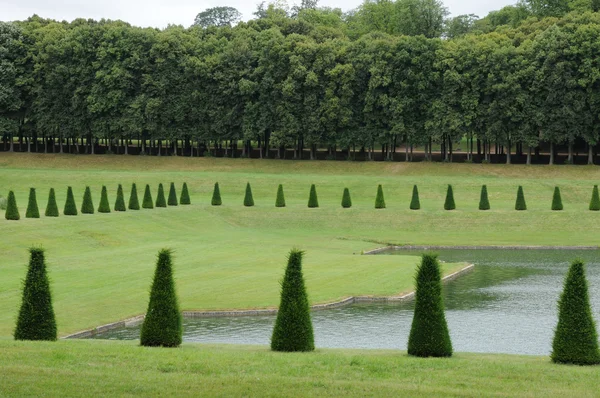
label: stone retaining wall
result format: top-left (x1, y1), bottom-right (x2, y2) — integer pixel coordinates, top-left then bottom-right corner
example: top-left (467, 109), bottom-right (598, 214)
top-left (364, 245), bottom-right (598, 254)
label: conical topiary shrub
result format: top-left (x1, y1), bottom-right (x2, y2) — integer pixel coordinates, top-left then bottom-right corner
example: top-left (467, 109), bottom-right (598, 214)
top-left (168, 182), bottom-right (178, 206)
top-left (128, 183), bottom-right (140, 210)
top-left (14, 248), bottom-right (57, 341)
top-left (479, 185), bottom-right (490, 211)
top-left (244, 182), bottom-right (254, 207)
top-left (142, 184), bottom-right (154, 209)
top-left (271, 249), bottom-right (314, 352)
top-left (308, 184), bottom-right (319, 208)
top-left (156, 183), bottom-right (167, 208)
top-left (275, 184), bottom-right (286, 208)
top-left (551, 259), bottom-right (600, 365)
top-left (515, 186), bottom-right (527, 211)
top-left (211, 182), bottom-right (222, 206)
top-left (551, 186), bottom-right (563, 211)
top-left (81, 186), bottom-right (94, 214)
top-left (114, 184), bottom-right (126, 212)
top-left (5, 190), bottom-right (20, 220)
top-left (140, 249), bottom-right (182, 347)
top-left (444, 185), bottom-right (455, 210)
top-left (341, 188), bottom-right (352, 208)
top-left (63, 187), bottom-right (77, 216)
top-left (407, 254), bottom-right (452, 357)
top-left (375, 184), bottom-right (386, 209)
top-left (410, 185), bottom-right (420, 210)
top-left (180, 182), bottom-right (191, 205)
top-left (98, 186), bottom-right (111, 213)
top-left (26, 188), bottom-right (40, 218)
top-left (590, 185), bottom-right (600, 211)
top-left (45, 188), bottom-right (59, 217)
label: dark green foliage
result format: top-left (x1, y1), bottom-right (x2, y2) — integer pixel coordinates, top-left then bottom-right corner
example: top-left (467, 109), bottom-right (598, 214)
top-left (271, 249), bottom-right (314, 352)
top-left (515, 186), bottom-right (527, 210)
top-left (63, 186), bottom-right (78, 216)
top-left (275, 184), bottom-right (286, 207)
top-left (444, 185), bottom-right (455, 210)
top-left (14, 248), bottom-right (57, 341)
top-left (114, 184), bottom-right (126, 211)
top-left (5, 190), bottom-right (20, 220)
top-left (142, 184), bottom-right (154, 209)
top-left (26, 188), bottom-right (40, 218)
top-left (375, 184), bottom-right (386, 209)
top-left (479, 185), bottom-right (490, 210)
top-left (156, 183), bottom-right (167, 208)
top-left (45, 188), bottom-right (59, 217)
top-left (168, 182), bottom-right (178, 206)
top-left (407, 254), bottom-right (453, 358)
top-left (244, 182), bottom-right (254, 207)
top-left (341, 188), bottom-right (352, 208)
top-left (590, 185), bottom-right (600, 211)
top-left (140, 249), bottom-right (182, 348)
top-left (551, 186), bottom-right (563, 211)
top-left (81, 186), bottom-right (94, 214)
top-left (551, 260), bottom-right (600, 365)
top-left (98, 186), bottom-right (111, 213)
top-left (410, 185), bottom-right (420, 210)
top-left (180, 182), bottom-right (191, 205)
top-left (211, 182), bottom-right (222, 206)
top-left (128, 183), bottom-right (140, 210)
top-left (308, 184), bottom-right (319, 208)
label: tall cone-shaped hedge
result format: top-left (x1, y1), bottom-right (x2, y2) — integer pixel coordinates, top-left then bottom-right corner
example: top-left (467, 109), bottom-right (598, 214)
top-left (244, 182), bottom-right (255, 207)
top-left (551, 260), bottom-right (600, 365)
top-left (140, 249), bottom-right (182, 347)
top-left (271, 249), bottom-right (314, 352)
top-left (14, 248), bottom-right (57, 341)
top-left (341, 188), bottom-right (352, 208)
top-left (81, 186), bottom-right (94, 214)
top-left (444, 185), bottom-right (455, 210)
top-left (589, 185), bottom-right (600, 211)
top-left (410, 185), bottom-right (420, 210)
top-left (156, 183), bottom-right (167, 208)
top-left (114, 184), bottom-right (126, 211)
top-left (375, 184), bottom-right (386, 209)
top-left (5, 190), bottom-right (20, 220)
top-left (551, 186), bottom-right (563, 211)
top-left (26, 188), bottom-right (40, 218)
top-left (515, 186), bottom-right (527, 210)
top-left (479, 185), bottom-right (490, 210)
top-left (308, 184), bottom-right (319, 208)
top-left (142, 184), bottom-right (154, 209)
top-left (63, 187), bottom-right (77, 216)
top-left (407, 254), bottom-right (452, 357)
top-left (211, 182), bottom-right (222, 206)
top-left (98, 186), bottom-right (111, 213)
top-left (128, 183), bottom-right (140, 210)
top-left (275, 184), bottom-right (286, 207)
top-left (45, 188), bottom-right (59, 217)
top-left (168, 182), bottom-right (178, 206)
top-left (180, 182), bottom-right (191, 205)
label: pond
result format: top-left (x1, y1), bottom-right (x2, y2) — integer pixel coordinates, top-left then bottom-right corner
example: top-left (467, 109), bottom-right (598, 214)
top-left (87, 249), bottom-right (600, 355)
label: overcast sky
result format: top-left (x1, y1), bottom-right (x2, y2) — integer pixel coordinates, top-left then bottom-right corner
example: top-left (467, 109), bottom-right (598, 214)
top-left (2, 0), bottom-right (516, 28)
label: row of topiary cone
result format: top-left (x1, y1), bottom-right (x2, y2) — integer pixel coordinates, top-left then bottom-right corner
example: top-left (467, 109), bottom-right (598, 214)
top-left (4, 182), bottom-right (190, 220)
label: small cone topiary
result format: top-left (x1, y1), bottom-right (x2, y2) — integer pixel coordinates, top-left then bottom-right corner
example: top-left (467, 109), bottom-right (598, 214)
top-left (156, 183), bottom-right (167, 208)
top-left (551, 259), bottom-right (600, 365)
top-left (98, 186), bottom-right (111, 213)
top-left (308, 184), bottom-right (319, 208)
top-left (444, 185), bottom-right (456, 210)
top-left (81, 186), bottom-right (94, 214)
top-left (128, 183), bottom-right (140, 210)
top-left (410, 185), bottom-right (420, 210)
top-left (45, 188), bottom-right (59, 217)
top-left (341, 188), bottom-right (352, 208)
top-left (515, 186), bottom-right (527, 211)
top-left (140, 249), bottom-right (182, 347)
top-left (271, 249), bottom-right (314, 352)
top-left (26, 188), bottom-right (40, 218)
top-left (407, 254), bottom-right (453, 357)
top-left (142, 184), bottom-right (154, 209)
top-left (244, 182), bottom-right (254, 207)
top-left (5, 190), bottom-right (20, 220)
top-left (114, 184), bottom-right (126, 212)
top-left (589, 185), bottom-right (600, 211)
top-left (551, 186), bottom-right (563, 211)
top-left (63, 187), bottom-right (77, 216)
top-left (180, 182), bottom-right (191, 205)
top-left (168, 182), bottom-right (178, 206)
top-left (211, 182), bottom-right (222, 206)
top-left (275, 184), bottom-right (286, 208)
top-left (14, 248), bottom-right (57, 341)
top-left (479, 185), bottom-right (490, 211)
top-left (375, 184), bottom-right (386, 209)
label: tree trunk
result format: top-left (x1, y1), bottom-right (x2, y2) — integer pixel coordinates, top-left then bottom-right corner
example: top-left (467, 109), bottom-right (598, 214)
top-left (567, 142), bottom-right (573, 164)
top-left (405, 141), bottom-right (409, 162)
top-left (506, 137), bottom-right (511, 164)
top-left (448, 138), bottom-right (453, 162)
top-left (549, 142), bottom-right (554, 165)
top-left (526, 145), bottom-right (532, 165)
top-left (588, 145), bottom-right (594, 165)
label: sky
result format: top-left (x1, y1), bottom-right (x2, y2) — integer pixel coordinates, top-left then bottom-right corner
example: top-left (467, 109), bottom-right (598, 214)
top-left (2, 0), bottom-right (517, 28)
